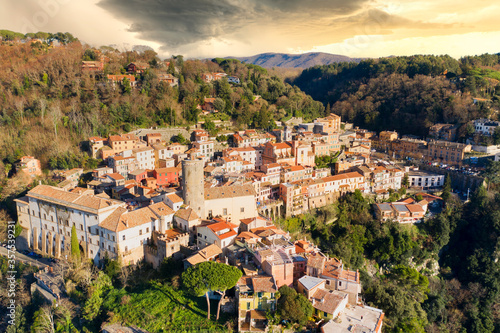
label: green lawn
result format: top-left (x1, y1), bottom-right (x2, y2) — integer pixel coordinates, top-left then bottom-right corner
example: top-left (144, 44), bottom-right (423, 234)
top-left (102, 281), bottom-right (232, 333)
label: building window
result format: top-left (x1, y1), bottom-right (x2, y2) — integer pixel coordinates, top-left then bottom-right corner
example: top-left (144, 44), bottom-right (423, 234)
top-left (122, 235), bottom-right (126, 241)
top-left (112, 235), bottom-right (115, 242)
top-left (80, 225), bottom-right (83, 231)
top-left (81, 236), bottom-right (84, 241)
top-left (146, 227), bottom-right (149, 233)
top-left (223, 208), bottom-right (227, 215)
top-left (240, 207), bottom-right (244, 213)
top-left (139, 229), bottom-right (143, 235)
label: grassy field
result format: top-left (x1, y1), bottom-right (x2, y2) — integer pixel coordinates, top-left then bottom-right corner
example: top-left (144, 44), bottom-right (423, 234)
top-left (102, 281), bottom-right (233, 333)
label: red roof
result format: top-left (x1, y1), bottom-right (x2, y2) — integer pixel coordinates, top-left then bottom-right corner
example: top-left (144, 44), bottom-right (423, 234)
top-left (107, 173), bottom-right (124, 180)
top-left (273, 142), bottom-right (291, 149)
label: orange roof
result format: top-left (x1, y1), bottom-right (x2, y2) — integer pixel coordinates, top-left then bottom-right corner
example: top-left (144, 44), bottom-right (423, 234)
top-left (236, 231), bottom-right (261, 240)
top-left (406, 204), bottom-right (425, 213)
top-left (322, 172), bottom-right (363, 182)
top-left (108, 74), bottom-right (136, 82)
top-left (218, 229), bottom-right (237, 240)
top-left (166, 193), bottom-right (183, 203)
top-left (272, 142), bottom-right (291, 149)
top-left (398, 198), bottom-right (415, 204)
top-left (107, 173), bottom-right (124, 180)
top-left (207, 221), bottom-right (234, 233)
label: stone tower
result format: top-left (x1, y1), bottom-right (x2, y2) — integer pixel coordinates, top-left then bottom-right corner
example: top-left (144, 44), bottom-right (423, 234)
top-left (182, 158), bottom-right (205, 218)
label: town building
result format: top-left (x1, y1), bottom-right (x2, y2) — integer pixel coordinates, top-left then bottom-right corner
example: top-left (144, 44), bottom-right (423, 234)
top-left (15, 156), bottom-right (42, 178)
top-left (429, 123), bottom-right (459, 141)
top-left (373, 199), bottom-right (428, 223)
top-left (14, 185), bottom-right (126, 263)
top-left (306, 254), bottom-right (361, 305)
top-left (196, 220), bottom-right (239, 249)
top-left (237, 275), bottom-right (278, 332)
top-left (474, 118), bottom-right (500, 136)
top-left (425, 141), bottom-right (472, 165)
top-left (407, 170), bottom-right (445, 189)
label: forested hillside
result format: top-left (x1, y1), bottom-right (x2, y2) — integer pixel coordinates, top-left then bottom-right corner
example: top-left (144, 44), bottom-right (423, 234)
top-left (293, 54), bottom-right (500, 137)
top-left (276, 184), bottom-right (500, 332)
top-left (0, 39), bottom-right (324, 170)
top-left (0, 34), bottom-right (324, 231)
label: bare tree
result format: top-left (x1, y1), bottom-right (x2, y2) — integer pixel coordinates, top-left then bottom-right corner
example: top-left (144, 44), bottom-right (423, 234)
top-left (39, 98), bottom-right (47, 122)
top-left (49, 104), bottom-right (62, 139)
top-left (15, 98), bottom-right (25, 124)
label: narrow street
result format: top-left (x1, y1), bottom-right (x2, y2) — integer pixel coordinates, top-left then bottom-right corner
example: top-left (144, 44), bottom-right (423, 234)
top-left (0, 246), bottom-right (49, 269)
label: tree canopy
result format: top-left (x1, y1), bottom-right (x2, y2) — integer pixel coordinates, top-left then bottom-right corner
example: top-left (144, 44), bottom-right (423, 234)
top-left (182, 261), bottom-right (242, 319)
top-left (277, 285), bottom-right (313, 325)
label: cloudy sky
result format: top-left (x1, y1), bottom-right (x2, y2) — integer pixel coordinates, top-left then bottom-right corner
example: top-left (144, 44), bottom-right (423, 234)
top-left (2, 0), bottom-right (500, 59)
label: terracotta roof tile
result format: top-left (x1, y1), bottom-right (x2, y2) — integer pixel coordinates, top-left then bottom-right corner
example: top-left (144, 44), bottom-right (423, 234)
top-left (174, 208), bottom-right (199, 221)
top-left (251, 276), bottom-right (277, 293)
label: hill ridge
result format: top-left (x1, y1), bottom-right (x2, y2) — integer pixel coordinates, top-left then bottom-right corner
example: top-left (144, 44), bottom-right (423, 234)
top-left (225, 52), bottom-right (362, 68)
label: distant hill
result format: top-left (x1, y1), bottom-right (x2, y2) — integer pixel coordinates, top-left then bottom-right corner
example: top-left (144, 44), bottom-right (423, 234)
top-left (226, 52), bottom-right (362, 69)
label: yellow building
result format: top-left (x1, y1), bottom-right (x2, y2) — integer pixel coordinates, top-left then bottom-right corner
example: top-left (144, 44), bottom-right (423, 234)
top-left (237, 275), bottom-right (278, 332)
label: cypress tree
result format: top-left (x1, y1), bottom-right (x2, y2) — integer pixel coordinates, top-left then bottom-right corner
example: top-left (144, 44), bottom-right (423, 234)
top-left (71, 225), bottom-right (81, 262)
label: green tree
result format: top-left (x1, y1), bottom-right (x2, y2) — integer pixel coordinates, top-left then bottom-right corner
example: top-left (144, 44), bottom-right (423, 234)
top-left (122, 78), bottom-right (132, 95)
top-left (441, 174), bottom-right (452, 201)
top-left (6, 305), bottom-right (26, 333)
top-left (202, 119), bottom-right (216, 133)
top-left (83, 272), bottom-right (113, 322)
top-left (82, 49), bottom-right (97, 61)
top-left (103, 251), bottom-right (122, 286)
top-left (213, 98), bottom-right (226, 113)
top-left (402, 174), bottom-right (409, 188)
top-left (70, 225), bottom-right (80, 263)
top-left (31, 306), bottom-right (55, 333)
top-left (182, 261), bottom-right (242, 320)
top-left (277, 285), bottom-right (313, 325)
top-left (484, 160), bottom-right (500, 190)
top-left (167, 60), bottom-right (176, 74)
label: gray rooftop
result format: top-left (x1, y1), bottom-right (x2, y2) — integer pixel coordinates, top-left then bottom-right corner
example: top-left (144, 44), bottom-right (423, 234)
top-left (321, 305), bottom-right (384, 333)
top-left (376, 203), bottom-right (391, 211)
top-left (298, 275), bottom-right (325, 291)
top-left (393, 204), bottom-right (409, 212)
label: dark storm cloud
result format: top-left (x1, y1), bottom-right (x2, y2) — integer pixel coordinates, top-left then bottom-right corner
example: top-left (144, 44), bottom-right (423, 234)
top-left (97, 0), bottom-right (368, 48)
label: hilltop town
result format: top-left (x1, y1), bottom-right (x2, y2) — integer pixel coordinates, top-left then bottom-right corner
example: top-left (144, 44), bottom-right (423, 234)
top-left (12, 107), bottom-right (492, 332)
top-left (0, 33), bottom-right (499, 333)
